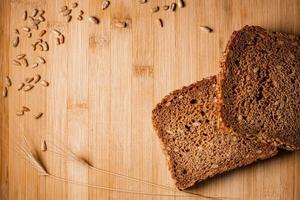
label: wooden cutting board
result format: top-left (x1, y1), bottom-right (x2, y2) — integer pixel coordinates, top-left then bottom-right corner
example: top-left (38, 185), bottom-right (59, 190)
top-left (1, 0), bottom-right (300, 199)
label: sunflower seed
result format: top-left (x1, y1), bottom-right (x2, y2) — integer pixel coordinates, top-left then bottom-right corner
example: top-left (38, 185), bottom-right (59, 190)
top-left (66, 15), bottom-right (72, 23)
top-left (88, 16), bottom-right (99, 24)
top-left (16, 111), bottom-right (24, 116)
top-left (101, 0), bottom-right (110, 10)
top-left (162, 5), bottom-right (169, 10)
top-left (56, 38), bottom-right (61, 45)
top-left (22, 106), bottom-right (30, 112)
top-left (42, 41), bottom-right (49, 51)
top-left (52, 29), bottom-right (61, 36)
top-left (12, 60), bottom-right (21, 66)
top-left (20, 58), bottom-right (29, 67)
top-left (59, 6), bottom-right (68, 12)
top-left (139, 0), bottom-right (147, 4)
top-left (12, 37), bottom-right (19, 47)
top-left (25, 77), bottom-right (34, 83)
top-left (32, 44), bottom-right (37, 51)
top-left (2, 87), bottom-right (8, 97)
top-left (34, 112), bottom-right (43, 119)
top-left (5, 76), bottom-right (12, 87)
top-left (71, 2), bottom-right (78, 8)
top-left (157, 18), bottom-right (163, 27)
top-left (23, 84), bottom-right (34, 91)
top-left (31, 24), bottom-right (39, 30)
top-left (31, 18), bottom-right (41, 25)
top-left (41, 140), bottom-right (47, 151)
top-left (36, 56), bottom-right (46, 64)
top-left (39, 15), bottom-right (46, 22)
top-left (22, 26), bottom-right (31, 32)
top-left (31, 63), bottom-right (39, 68)
top-left (199, 26), bottom-right (212, 33)
top-left (79, 10), bottom-right (84, 15)
top-left (17, 83), bottom-right (25, 91)
top-left (62, 9), bottom-right (72, 16)
top-left (59, 34), bottom-right (65, 44)
top-left (14, 29), bottom-right (19, 34)
top-left (40, 80), bottom-right (49, 87)
top-left (23, 10), bottom-right (28, 20)
top-left (38, 30), bottom-right (47, 37)
top-left (37, 44), bottom-right (43, 51)
top-left (114, 21), bottom-right (126, 28)
top-left (32, 9), bottom-right (39, 17)
top-left (151, 6), bottom-right (159, 13)
top-left (170, 3), bottom-right (176, 11)
top-left (33, 74), bottom-right (41, 83)
top-left (39, 10), bottom-right (45, 16)
top-left (16, 54), bottom-right (26, 59)
top-left (27, 33), bottom-right (32, 38)
top-left (77, 15), bottom-right (83, 21)
top-left (178, 0), bottom-right (185, 8)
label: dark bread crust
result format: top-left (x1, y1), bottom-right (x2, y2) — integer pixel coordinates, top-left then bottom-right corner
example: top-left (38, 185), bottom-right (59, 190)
top-left (218, 25), bottom-right (300, 150)
top-left (152, 76), bottom-right (277, 190)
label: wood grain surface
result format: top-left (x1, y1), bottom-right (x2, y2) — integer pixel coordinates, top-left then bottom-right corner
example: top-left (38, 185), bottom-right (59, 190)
top-left (1, 0), bottom-right (300, 199)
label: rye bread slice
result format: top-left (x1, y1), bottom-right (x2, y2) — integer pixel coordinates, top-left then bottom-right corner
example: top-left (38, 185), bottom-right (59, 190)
top-left (218, 25), bottom-right (300, 150)
top-left (152, 76), bottom-right (277, 190)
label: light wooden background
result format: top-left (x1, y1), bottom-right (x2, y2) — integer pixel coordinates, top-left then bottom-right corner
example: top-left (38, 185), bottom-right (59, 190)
top-left (1, 0), bottom-right (300, 199)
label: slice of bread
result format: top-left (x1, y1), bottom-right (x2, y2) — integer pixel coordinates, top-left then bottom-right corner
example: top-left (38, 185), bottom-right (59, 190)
top-left (218, 25), bottom-right (300, 150)
top-left (152, 76), bottom-right (277, 190)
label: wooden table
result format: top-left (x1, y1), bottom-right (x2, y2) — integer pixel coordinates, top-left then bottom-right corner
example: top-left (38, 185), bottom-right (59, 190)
top-left (1, 0), bottom-right (300, 199)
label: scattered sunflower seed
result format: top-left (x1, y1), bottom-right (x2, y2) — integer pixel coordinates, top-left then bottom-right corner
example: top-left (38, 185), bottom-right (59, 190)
top-left (151, 6), bottom-right (159, 13)
top-left (12, 37), bottom-right (19, 47)
top-left (37, 56), bottom-right (46, 64)
top-left (88, 16), bottom-right (99, 24)
top-left (17, 83), bottom-right (25, 91)
top-left (39, 15), bottom-right (46, 22)
top-left (25, 77), bottom-right (34, 83)
top-left (56, 38), bottom-right (60, 45)
top-left (16, 111), bottom-right (24, 116)
top-left (31, 63), bottom-right (39, 68)
top-left (22, 26), bottom-right (31, 32)
top-left (162, 5), bottom-right (169, 10)
top-left (23, 10), bottom-right (28, 20)
top-left (77, 15), bottom-right (83, 21)
top-left (59, 6), bottom-right (68, 13)
top-left (71, 2), bottom-right (78, 8)
top-left (41, 140), bottom-right (47, 151)
top-left (79, 10), bottom-right (84, 15)
top-left (139, 0), bottom-right (147, 4)
top-left (34, 112), bottom-right (43, 119)
top-left (16, 54), bottom-right (26, 59)
top-left (23, 84), bottom-right (34, 91)
top-left (170, 3), bottom-right (176, 11)
top-left (2, 87), bottom-right (8, 97)
top-left (27, 33), bottom-right (32, 38)
top-left (101, 0), bottom-right (110, 10)
top-left (178, 0), bottom-right (185, 8)
top-left (52, 29), bottom-right (61, 36)
top-left (5, 76), bottom-right (12, 87)
top-left (33, 74), bottom-right (41, 83)
top-left (59, 35), bottom-right (65, 44)
top-left (40, 80), bottom-right (49, 87)
top-left (199, 26), bottom-right (213, 33)
top-left (22, 106), bottom-right (30, 112)
top-left (14, 29), bottom-right (19, 34)
top-left (157, 18), bottom-right (163, 27)
top-left (39, 10), bottom-right (45, 16)
top-left (32, 9), bottom-right (39, 17)
top-left (66, 15), bottom-right (72, 23)
top-left (12, 60), bottom-right (21, 66)
top-left (42, 41), bottom-right (49, 51)
top-left (20, 58), bottom-right (29, 67)
top-left (62, 9), bottom-right (72, 16)
top-left (38, 30), bottom-right (47, 37)
top-left (114, 21), bottom-right (126, 28)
